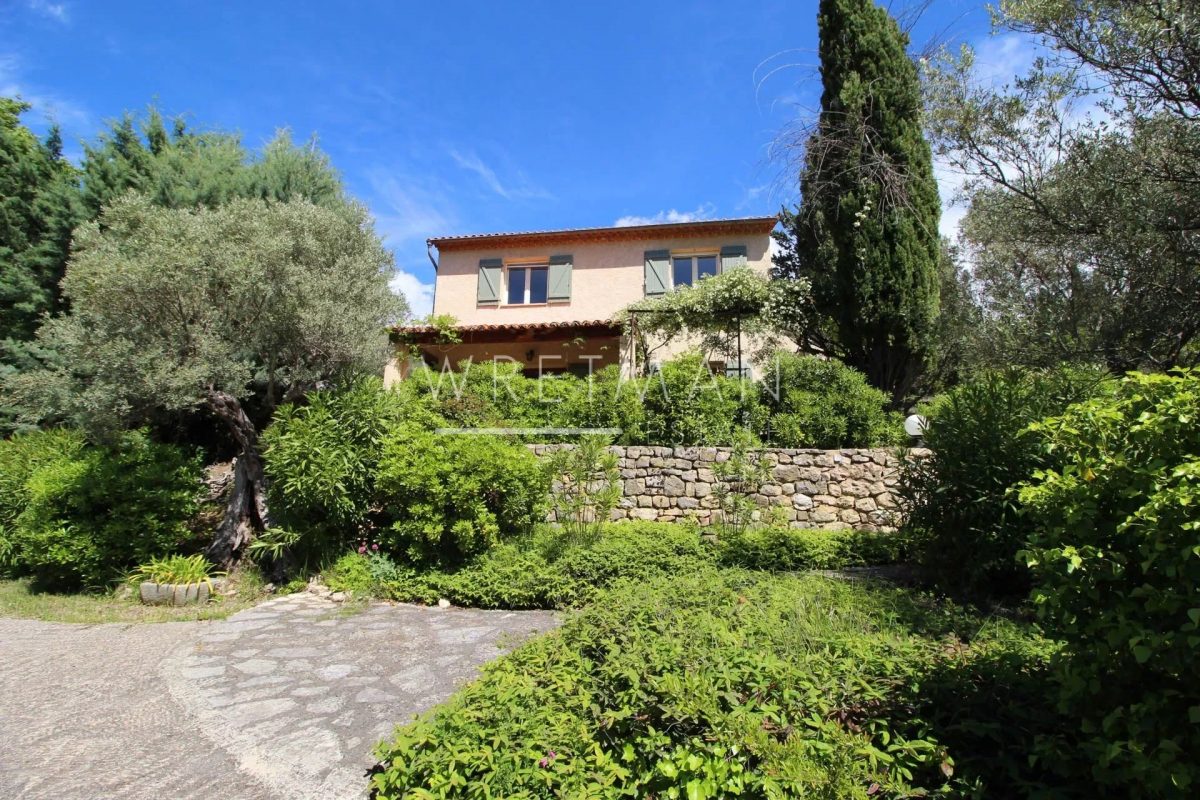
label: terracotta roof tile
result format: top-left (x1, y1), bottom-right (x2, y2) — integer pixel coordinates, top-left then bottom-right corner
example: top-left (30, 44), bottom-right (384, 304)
top-left (394, 319), bottom-right (619, 335)
top-left (427, 216), bottom-right (778, 251)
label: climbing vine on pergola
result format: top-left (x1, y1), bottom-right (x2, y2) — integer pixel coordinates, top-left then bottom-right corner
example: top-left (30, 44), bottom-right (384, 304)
top-left (618, 268), bottom-right (812, 374)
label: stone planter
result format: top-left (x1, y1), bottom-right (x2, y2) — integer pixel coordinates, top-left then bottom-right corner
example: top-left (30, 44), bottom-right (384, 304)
top-left (139, 581), bottom-right (212, 606)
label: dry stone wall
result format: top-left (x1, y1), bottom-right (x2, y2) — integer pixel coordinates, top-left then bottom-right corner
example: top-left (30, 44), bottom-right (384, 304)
top-left (530, 445), bottom-right (926, 532)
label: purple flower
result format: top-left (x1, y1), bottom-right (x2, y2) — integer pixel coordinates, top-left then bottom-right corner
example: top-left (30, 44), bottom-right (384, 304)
top-left (538, 758), bottom-right (549, 769)
top-left (372, 543), bottom-right (379, 552)
top-left (358, 545), bottom-right (366, 554)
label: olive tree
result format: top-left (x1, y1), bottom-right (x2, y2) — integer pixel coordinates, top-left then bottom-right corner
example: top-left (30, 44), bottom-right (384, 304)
top-left (6, 193), bottom-right (403, 565)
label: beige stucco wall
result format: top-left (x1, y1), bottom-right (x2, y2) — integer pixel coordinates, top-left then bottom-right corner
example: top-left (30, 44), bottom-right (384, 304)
top-left (432, 232), bottom-right (773, 325)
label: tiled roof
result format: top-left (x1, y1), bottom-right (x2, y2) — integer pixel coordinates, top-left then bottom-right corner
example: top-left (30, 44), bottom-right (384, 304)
top-left (427, 216), bottom-right (778, 251)
top-left (394, 319), bottom-right (619, 335)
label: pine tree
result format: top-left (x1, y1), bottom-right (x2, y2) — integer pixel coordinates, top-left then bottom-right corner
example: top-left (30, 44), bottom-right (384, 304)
top-left (0, 100), bottom-right (82, 349)
top-left (775, 0), bottom-right (941, 406)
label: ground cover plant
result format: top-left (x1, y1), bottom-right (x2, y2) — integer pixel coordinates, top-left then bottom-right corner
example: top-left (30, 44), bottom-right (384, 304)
top-left (319, 521), bottom-right (899, 611)
top-left (370, 569), bottom-right (1054, 798)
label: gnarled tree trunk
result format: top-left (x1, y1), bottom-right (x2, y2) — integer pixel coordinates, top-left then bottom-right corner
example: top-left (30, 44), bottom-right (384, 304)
top-left (204, 390), bottom-right (270, 568)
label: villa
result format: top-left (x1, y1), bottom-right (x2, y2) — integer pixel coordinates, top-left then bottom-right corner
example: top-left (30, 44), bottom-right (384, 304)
top-left (389, 215), bottom-right (779, 381)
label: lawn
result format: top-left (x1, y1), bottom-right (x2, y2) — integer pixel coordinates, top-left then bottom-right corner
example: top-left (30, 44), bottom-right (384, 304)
top-left (0, 570), bottom-right (271, 624)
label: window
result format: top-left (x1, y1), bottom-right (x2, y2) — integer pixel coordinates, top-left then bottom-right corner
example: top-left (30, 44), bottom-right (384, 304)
top-left (507, 265), bottom-right (548, 304)
top-left (671, 254), bottom-right (718, 288)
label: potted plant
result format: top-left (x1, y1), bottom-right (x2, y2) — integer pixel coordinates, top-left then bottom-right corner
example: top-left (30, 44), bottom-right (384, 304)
top-left (131, 554), bottom-right (222, 606)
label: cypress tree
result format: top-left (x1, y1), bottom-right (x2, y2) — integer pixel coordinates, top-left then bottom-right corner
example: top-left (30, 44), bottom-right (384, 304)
top-left (776, 0), bottom-right (941, 406)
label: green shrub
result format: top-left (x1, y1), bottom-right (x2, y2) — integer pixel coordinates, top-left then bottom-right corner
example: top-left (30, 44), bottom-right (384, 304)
top-left (760, 352), bottom-right (901, 448)
top-left (555, 365), bottom-right (647, 444)
top-left (640, 351), bottom-right (765, 446)
top-left (717, 526), bottom-right (903, 570)
top-left (380, 522), bottom-right (716, 610)
top-left (0, 428), bottom-right (87, 574)
top-left (371, 570), bottom-right (1046, 798)
top-left (900, 367), bottom-right (1109, 598)
top-left (6, 430), bottom-right (202, 590)
top-left (712, 427), bottom-right (772, 537)
top-left (262, 377), bottom-right (441, 562)
top-left (130, 553), bottom-right (220, 587)
top-left (542, 436), bottom-right (621, 541)
top-left (323, 551), bottom-right (375, 595)
top-left (376, 427), bottom-right (549, 564)
top-left (1018, 370), bottom-right (1200, 794)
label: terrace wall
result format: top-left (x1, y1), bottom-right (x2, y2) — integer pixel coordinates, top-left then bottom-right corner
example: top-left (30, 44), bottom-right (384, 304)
top-left (530, 445), bottom-right (927, 531)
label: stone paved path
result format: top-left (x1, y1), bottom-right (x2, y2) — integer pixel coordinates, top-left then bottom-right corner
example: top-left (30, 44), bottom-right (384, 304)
top-left (0, 594), bottom-right (558, 800)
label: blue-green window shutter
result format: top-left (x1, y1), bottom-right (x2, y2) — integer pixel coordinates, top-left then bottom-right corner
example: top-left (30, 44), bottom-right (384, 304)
top-left (720, 245), bottom-right (748, 272)
top-left (644, 250), bottom-right (669, 296)
top-left (548, 254), bottom-right (572, 301)
top-left (477, 258), bottom-right (501, 304)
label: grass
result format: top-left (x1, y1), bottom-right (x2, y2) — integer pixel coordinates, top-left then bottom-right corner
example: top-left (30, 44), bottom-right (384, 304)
top-left (0, 568), bottom-right (271, 624)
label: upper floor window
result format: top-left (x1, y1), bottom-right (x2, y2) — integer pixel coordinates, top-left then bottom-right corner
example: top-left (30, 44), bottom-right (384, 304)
top-left (507, 265), bottom-right (548, 305)
top-left (671, 254), bottom-right (718, 288)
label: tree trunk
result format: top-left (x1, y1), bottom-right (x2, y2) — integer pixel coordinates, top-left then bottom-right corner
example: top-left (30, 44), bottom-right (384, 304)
top-left (204, 390), bottom-right (270, 568)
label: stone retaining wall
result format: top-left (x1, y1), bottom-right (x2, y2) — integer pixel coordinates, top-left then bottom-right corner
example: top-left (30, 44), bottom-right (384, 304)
top-left (530, 445), bottom-right (924, 532)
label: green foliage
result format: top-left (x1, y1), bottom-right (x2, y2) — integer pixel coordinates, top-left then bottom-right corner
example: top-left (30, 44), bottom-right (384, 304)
top-left (2, 429), bottom-right (202, 590)
top-left (130, 554), bottom-right (219, 587)
top-left (0, 427), bottom-right (86, 573)
top-left (376, 428), bottom-right (549, 565)
top-left (711, 427), bottom-right (772, 537)
top-left (900, 367), bottom-right (1109, 597)
top-left (774, 0), bottom-right (942, 405)
top-left (640, 351), bottom-right (765, 446)
top-left (262, 377), bottom-right (441, 561)
top-left (358, 523), bottom-right (715, 611)
top-left (1018, 370), bottom-right (1200, 794)
top-left (79, 110), bottom-right (346, 216)
top-left (554, 365), bottom-right (648, 444)
top-left (760, 351), bottom-right (901, 448)
top-left (323, 551), bottom-right (376, 595)
top-left (717, 526), bottom-right (903, 571)
top-left (543, 437), bottom-right (621, 541)
top-left (925, 0), bottom-right (1200, 373)
top-left (620, 266), bottom-right (811, 362)
top-left (407, 353), bottom-right (890, 449)
top-left (410, 361), bottom-right (648, 444)
top-left (7, 193), bottom-right (401, 433)
top-left (372, 570), bottom-right (1050, 798)
top-left (0, 98), bottom-right (81, 350)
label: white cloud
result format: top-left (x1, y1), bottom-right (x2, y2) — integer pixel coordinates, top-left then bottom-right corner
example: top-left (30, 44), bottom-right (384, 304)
top-left (0, 53), bottom-right (90, 145)
top-left (389, 269), bottom-right (435, 318)
top-left (613, 203), bottom-right (718, 227)
top-left (971, 34), bottom-right (1039, 89)
top-left (364, 169), bottom-right (454, 247)
top-left (27, 0), bottom-right (69, 23)
top-left (448, 148), bottom-right (550, 201)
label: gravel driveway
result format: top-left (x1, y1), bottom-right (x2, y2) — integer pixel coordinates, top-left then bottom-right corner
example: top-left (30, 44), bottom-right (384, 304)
top-left (0, 594), bottom-right (558, 800)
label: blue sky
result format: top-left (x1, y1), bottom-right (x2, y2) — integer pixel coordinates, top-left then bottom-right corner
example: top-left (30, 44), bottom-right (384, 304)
top-left (1, 0), bottom-right (1030, 316)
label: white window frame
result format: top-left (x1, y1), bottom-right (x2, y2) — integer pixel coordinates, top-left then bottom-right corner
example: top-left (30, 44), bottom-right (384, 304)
top-left (504, 260), bottom-right (549, 306)
top-left (669, 251), bottom-right (720, 290)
